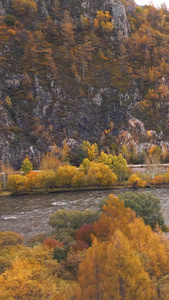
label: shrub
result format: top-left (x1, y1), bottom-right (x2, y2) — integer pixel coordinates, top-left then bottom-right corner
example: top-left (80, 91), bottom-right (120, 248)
top-left (64, 248), bottom-right (85, 279)
top-left (0, 231), bottom-right (24, 247)
top-left (153, 175), bottom-right (164, 185)
top-left (75, 224), bottom-right (95, 246)
top-left (88, 161), bottom-right (117, 186)
top-left (165, 170), bottom-right (169, 183)
top-left (71, 240), bottom-right (89, 251)
top-left (53, 247), bottom-right (68, 262)
top-left (43, 237), bottom-right (64, 249)
top-left (4, 14), bottom-right (17, 26)
top-left (120, 192), bottom-right (165, 230)
top-left (8, 174), bottom-right (27, 194)
top-left (56, 165), bottom-right (80, 188)
top-left (27, 233), bottom-right (46, 247)
top-left (0, 257), bottom-right (11, 274)
top-left (49, 209), bottom-right (99, 231)
top-left (35, 171), bottom-right (57, 190)
top-left (24, 171), bottom-right (37, 192)
top-left (127, 174), bottom-right (146, 188)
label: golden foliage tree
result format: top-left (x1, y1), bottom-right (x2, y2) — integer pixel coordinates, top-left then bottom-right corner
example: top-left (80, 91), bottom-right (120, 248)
top-left (56, 165), bottom-right (80, 188)
top-left (12, 0), bottom-right (37, 15)
top-left (35, 171), bottom-right (57, 191)
top-left (78, 231), bottom-right (153, 299)
top-left (94, 11), bottom-right (114, 34)
top-left (94, 194), bottom-right (135, 241)
top-left (127, 174), bottom-right (146, 188)
top-left (78, 238), bottom-right (106, 299)
top-left (88, 161), bottom-right (117, 186)
top-left (87, 143), bottom-right (99, 161)
top-left (8, 174), bottom-right (28, 194)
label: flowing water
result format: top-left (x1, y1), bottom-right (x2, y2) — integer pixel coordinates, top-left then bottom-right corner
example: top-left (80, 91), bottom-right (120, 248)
top-left (0, 188), bottom-right (169, 241)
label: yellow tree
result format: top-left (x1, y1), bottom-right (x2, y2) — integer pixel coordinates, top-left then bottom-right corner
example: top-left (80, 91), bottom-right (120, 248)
top-left (112, 154), bottom-right (128, 181)
top-left (0, 256), bottom-right (77, 300)
top-left (0, 259), bottom-right (54, 299)
top-left (78, 238), bottom-right (106, 300)
top-left (35, 171), bottom-right (57, 191)
top-left (94, 11), bottom-right (114, 34)
top-left (24, 171), bottom-right (37, 192)
top-left (103, 231), bottom-right (153, 300)
top-left (71, 170), bottom-right (86, 187)
top-left (12, 0), bottom-right (37, 16)
top-left (98, 151), bottom-right (113, 167)
top-left (88, 162), bottom-right (117, 186)
top-left (79, 158), bottom-right (90, 174)
top-left (56, 165), bottom-right (79, 188)
top-left (81, 140), bottom-right (91, 152)
top-left (61, 10), bottom-right (75, 58)
top-left (0, 244), bottom-right (78, 300)
top-left (60, 140), bottom-right (70, 162)
top-left (78, 232), bottom-right (153, 300)
top-left (87, 143), bottom-right (99, 161)
top-left (40, 145), bottom-right (62, 171)
top-left (127, 174), bottom-right (146, 188)
top-left (74, 36), bottom-right (94, 81)
top-left (8, 174), bottom-right (28, 194)
top-left (127, 218), bottom-right (169, 296)
top-left (94, 194), bottom-right (135, 241)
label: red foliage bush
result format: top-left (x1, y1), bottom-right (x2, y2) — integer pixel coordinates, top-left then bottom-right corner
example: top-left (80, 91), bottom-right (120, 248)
top-left (43, 237), bottom-right (64, 249)
top-left (75, 224), bottom-right (95, 246)
top-left (71, 240), bottom-right (89, 251)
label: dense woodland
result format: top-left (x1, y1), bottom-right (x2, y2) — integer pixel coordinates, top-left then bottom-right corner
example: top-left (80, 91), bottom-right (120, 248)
top-left (2, 0), bottom-right (169, 298)
top-left (1, 193), bottom-right (169, 299)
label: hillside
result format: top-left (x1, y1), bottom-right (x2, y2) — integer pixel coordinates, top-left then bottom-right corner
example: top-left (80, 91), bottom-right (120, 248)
top-left (0, 0), bottom-right (169, 167)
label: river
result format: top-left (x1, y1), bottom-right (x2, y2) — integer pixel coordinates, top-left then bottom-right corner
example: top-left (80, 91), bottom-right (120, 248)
top-left (0, 188), bottom-right (169, 241)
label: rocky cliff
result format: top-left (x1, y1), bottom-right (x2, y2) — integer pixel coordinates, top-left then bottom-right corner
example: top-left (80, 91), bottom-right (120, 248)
top-left (0, 0), bottom-right (168, 167)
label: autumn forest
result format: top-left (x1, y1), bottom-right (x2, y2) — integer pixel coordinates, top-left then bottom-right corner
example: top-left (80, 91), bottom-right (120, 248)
top-left (1, 0), bottom-right (169, 299)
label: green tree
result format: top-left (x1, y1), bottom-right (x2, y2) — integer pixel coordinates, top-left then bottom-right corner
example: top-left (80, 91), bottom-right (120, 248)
top-left (120, 191), bottom-right (165, 230)
top-left (98, 152), bottom-right (127, 181)
top-left (112, 154), bottom-right (127, 181)
top-left (49, 209), bottom-right (99, 231)
top-left (98, 151), bottom-right (113, 167)
top-left (20, 158), bottom-right (33, 175)
top-left (49, 209), bottom-right (99, 246)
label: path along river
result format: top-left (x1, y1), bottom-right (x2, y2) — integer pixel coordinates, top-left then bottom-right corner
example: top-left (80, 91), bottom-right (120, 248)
top-left (1, 188), bottom-right (169, 241)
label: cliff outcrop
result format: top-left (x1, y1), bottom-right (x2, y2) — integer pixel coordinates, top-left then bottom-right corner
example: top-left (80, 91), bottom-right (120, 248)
top-left (0, 0), bottom-right (168, 167)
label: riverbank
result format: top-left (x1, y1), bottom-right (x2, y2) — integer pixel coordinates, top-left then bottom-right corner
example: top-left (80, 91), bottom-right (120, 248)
top-left (1, 182), bottom-right (169, 197)
top-left (0, 191), bottom-right (11, 197)
top-left (0, 184), bottom-right (124, 197)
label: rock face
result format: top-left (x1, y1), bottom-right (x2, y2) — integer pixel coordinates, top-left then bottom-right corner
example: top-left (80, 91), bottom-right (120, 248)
top-left (81, 0), bottom-right (130, 40)
top-left (0, 0), bottom-right (168, 168)
top-left (0, 0), bottom-right (9, 15)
